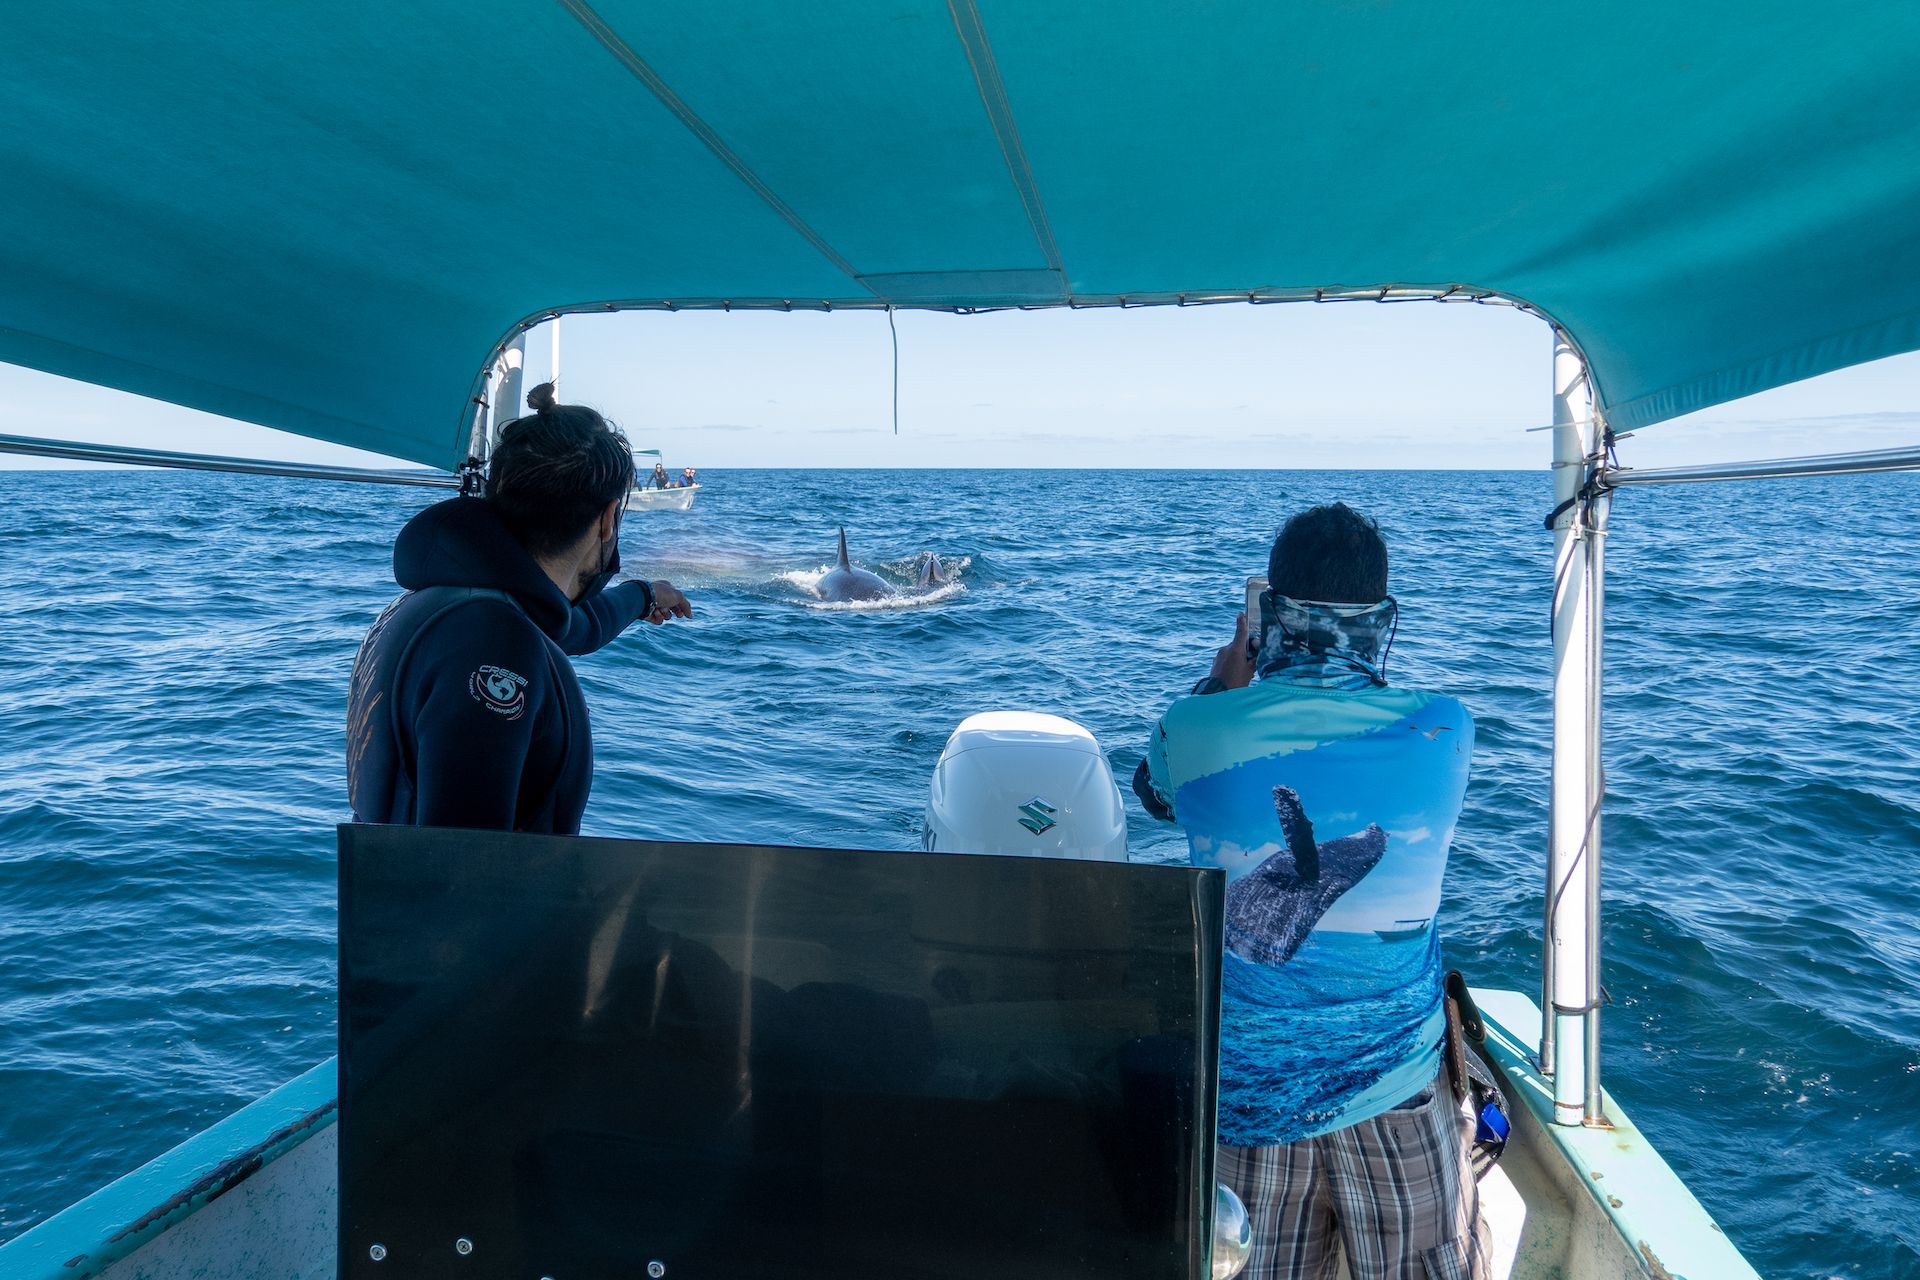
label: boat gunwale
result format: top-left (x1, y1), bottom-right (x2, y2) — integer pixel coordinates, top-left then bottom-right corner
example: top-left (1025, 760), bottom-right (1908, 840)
top-left (1469, 988), bottom-right (1760, 1280)
top-left (0, 1059), bottom-right (337, 1280)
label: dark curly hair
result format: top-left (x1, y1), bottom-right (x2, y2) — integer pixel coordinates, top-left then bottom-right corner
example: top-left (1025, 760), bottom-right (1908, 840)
top-left (485, 383), bottom-right (635, 557)
top-left (1267, 503), bottom-right (1389, 604)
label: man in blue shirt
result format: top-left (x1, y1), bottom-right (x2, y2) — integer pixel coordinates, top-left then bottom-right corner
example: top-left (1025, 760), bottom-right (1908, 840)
top-left (1136, 503), bottom-right (1487, 1280)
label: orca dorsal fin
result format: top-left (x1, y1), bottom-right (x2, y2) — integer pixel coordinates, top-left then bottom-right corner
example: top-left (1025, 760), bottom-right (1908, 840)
top-left (836, 526), bottom-right (851, 569)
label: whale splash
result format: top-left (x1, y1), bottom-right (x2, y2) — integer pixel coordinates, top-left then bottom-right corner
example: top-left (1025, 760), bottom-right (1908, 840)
top-left (792, 531), bottom-right (964, 609)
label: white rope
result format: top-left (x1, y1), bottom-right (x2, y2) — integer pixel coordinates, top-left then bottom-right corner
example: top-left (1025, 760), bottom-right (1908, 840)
top-left (887, 304), bottom-right (900, 435)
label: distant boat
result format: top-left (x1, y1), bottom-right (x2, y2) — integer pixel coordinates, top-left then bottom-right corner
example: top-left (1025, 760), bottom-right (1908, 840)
top-left (1374, 917), bottom-right (1432, 942)
top-left (630, 448), bottom-right (699, 511)
top-left (630, 482), bottom-right (698, 511)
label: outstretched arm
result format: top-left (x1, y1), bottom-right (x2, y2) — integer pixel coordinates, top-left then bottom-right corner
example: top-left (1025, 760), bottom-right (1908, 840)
top-left (556, 579), bottom-right (694, 656)
top-left (558, 580), bottom-right (654, 656)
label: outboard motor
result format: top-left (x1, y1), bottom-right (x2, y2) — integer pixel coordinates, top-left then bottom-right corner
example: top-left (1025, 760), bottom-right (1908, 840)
top-left (924, 712), bottom-right (1128, 860)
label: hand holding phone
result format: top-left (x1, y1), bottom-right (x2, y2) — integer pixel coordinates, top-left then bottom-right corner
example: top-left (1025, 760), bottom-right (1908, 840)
top-left (1208, 612), bottom-right (1256, 691)
top-left (1244, 576), bottom-right (1268, 653)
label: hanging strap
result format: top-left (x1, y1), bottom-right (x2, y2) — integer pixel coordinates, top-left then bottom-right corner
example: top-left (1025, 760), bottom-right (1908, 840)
top-left (1541, 430), bottom-right (1621, 529)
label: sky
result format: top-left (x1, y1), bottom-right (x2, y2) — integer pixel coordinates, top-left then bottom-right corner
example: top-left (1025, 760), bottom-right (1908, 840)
top-left (1, 301), bottom-right (1916, 472)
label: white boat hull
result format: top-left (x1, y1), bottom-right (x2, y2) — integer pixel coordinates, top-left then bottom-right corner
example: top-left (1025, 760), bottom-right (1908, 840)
top-left (628, 483), bottom-right (698, 511)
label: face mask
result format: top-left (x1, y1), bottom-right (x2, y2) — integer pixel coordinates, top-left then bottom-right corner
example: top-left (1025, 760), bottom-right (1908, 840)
top-left (576, 509), bottom-right (624, 602)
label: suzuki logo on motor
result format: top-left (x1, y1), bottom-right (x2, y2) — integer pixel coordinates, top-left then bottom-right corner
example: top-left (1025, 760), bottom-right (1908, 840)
top-left (1018, 798), bottom-right (1058, 835)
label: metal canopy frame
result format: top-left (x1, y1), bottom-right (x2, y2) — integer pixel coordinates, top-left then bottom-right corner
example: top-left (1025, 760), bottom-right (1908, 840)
top-left (0, 286), bottom-right (1575, 484)
top-left (8, 294), bottom-right (1916, 1139)
top-left (0, 432), bottom-right (459, 488)
top-left (1604, 444), bottom-right (1920, 487)
top-left (1544, 334), bottom-right (1610, 1126)
top-left (1541, 348), bottom-right (1919, 1129)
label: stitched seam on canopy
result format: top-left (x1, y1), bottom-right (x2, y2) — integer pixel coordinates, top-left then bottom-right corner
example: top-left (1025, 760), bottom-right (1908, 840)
top-left (501, 282), bottom-right (1549, 316)
top-left (947, 0), bottom-right (1065, 277)
top-left (553, 0), bottom-right (876, 293)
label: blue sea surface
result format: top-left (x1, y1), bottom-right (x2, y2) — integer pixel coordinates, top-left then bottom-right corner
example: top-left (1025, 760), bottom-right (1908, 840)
top-left (1, 468), bottom-right (1916, 1278)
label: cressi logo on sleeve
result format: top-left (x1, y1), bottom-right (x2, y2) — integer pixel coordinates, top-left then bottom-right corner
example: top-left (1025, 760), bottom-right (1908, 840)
top-left (468, 665), bottom-right (528, 719)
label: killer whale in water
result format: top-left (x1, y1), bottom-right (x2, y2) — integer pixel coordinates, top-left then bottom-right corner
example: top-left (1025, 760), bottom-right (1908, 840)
top-left (815, 528), bottom-right (896, 602)
top-left (916, 552), bottom-right (949, 589)
top-left (1224, 785), bottom-right (1389, 966)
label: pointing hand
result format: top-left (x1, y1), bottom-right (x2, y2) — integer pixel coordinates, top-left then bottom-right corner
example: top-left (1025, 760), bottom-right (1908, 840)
top-left (647, 581), bottom-right (692, 624)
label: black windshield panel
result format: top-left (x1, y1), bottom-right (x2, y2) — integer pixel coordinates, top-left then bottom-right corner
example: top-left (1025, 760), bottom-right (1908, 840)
top-left (338, 825), bottom-right (1223, 1280)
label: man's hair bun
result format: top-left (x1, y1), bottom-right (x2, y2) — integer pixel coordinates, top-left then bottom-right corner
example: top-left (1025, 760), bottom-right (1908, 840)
top-left (487, 386), bottom-right (634, 557)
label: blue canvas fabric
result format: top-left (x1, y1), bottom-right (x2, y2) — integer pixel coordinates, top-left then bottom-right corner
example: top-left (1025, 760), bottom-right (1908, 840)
top-left (1145, 622), bottom-right (1474, 1145)
top-left (2, 2), bottom-right (1919, 465)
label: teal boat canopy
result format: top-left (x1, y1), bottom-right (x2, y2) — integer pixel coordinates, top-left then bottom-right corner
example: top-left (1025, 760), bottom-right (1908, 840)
top-left (3, 0), bottom-right (1918, 468)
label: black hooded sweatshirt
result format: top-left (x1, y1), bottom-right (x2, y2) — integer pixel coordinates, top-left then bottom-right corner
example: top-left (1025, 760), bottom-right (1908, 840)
top-left (346, 498), bottom-right (655, 833)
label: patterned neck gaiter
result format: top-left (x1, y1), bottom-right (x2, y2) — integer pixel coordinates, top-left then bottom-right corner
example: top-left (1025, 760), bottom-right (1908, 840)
top-left (1255, 593), bottom-right (1398, 689)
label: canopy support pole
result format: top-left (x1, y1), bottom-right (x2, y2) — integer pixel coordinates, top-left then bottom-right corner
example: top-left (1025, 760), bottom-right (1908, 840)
top-left (1604, 444), bottom-right (1920, 486)
top-left (1583, 480), bottom-right (1610, 1125)
top-left (1544, 330), bottom-right (1608, 1127)
top-left (0, 432), bottom-right (458, 487)
top-left (461, 333), bottom-right (527, 495)
top-left (491, 334), bottom-right (526, 447)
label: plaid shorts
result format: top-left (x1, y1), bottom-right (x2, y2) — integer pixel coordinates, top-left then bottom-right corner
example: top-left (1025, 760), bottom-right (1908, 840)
top-left (1217, 1075), bottom-right (1491, 1280)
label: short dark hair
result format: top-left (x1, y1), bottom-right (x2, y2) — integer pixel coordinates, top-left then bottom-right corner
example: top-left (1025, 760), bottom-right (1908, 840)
top-left (485, 383), bottom-right (635, 557)
top-left (1267, 503), bottom-right (1389, 603)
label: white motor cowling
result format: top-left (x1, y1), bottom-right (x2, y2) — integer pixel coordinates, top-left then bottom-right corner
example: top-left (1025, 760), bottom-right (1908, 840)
top-left (923, 712), bottom-right (1128, 860)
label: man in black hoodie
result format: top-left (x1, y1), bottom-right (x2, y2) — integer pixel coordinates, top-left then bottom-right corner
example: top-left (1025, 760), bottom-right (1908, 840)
top-left (346, 386), bottom-right (690, 834)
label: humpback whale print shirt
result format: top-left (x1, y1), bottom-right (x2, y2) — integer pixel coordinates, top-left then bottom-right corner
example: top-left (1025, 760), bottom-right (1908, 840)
top-left (1144, 638), bottom-right (1474, 1146)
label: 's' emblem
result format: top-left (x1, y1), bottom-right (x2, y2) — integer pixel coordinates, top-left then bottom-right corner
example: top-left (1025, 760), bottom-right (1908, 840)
top-left (1018, 798), bottom-right (1058, 835)
top-left (469, 664), bottom-right (528, 719)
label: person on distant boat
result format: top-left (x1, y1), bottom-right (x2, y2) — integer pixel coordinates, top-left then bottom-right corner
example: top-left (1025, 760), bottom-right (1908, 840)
top-left (650, 461), bottom-right (671, 489)
top-left (1134, 503), bottom-right (1486, 1279)
top-left (681, 466), bottom-right (697, 487)
top-left (346, 383), bottom-right (691, 834)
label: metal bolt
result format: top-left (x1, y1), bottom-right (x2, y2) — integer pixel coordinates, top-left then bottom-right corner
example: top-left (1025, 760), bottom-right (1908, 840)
top-left (648, 1263), bottom-right (666, 1278)
top-left (455, 1237), bottom-right (474, 1256)
top-left (368, 1244), bottom-right (387, 1262)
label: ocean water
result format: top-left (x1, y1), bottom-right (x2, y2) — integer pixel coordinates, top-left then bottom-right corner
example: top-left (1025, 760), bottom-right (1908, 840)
top-left (1, 467), bottom-right (1916, 1277)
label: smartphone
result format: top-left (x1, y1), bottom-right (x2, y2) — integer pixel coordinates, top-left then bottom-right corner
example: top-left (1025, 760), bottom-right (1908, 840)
top-left (1244, 576), bottom-right (1268, 652)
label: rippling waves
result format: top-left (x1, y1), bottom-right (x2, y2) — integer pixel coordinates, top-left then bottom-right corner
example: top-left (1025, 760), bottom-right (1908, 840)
top-left (1, 468), bottom-right (1915, 1277)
